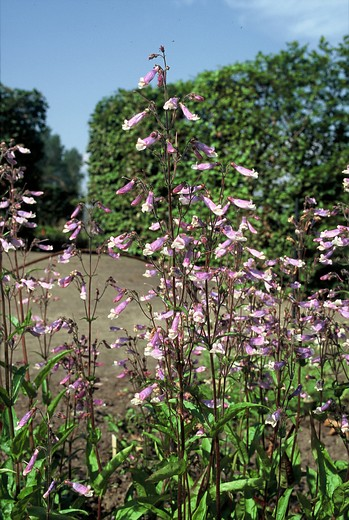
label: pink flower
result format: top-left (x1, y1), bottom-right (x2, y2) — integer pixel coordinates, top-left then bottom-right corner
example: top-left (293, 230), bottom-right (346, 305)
top-left (187, 93), bottom-right (205, 102)
top-left (191, 140), bottom-right (217, 158)
top-left (163, 97), bottom-right (179, 110)
top-left (23, 448), bottom-right (40, 476)
top-left (231, 162), bottom-right (258, 178)
top-left (122, 109), bottom-right (149, 130)
top-left (108, 297), bottom-right (132, 319)
top-left (202, 196), bottom-right (230, 216)
top-left (43, 480), bottom-right (56, 499)
top-left (191, 162), bottom-right (219, 170)
top-left (136, 131), bottom-right (161, 151)
top-left (179, 102), bottom-right (200, 121)
top-left (228, 197), bottom-right (256, 210)
top-left (70, 203), bottom-right (83, 218)
top-left (142, 191), bottom-right (154, 213)
top-left (65, 480), bottom-right (94, 497)
top-left (143, 235), bottom-right (168, 256)
top-left (138, 66), bottom-right (159, 88)
top-left (15, 407), bottom-right (37, 430)
top-left (131, 384), bottom-right (157, 405)
top-left (166, 140), bottom-right (176, 153)
top-left (265, 408), bottom-right (283, 428)
top-left (130, 193), bottom-right (144, 206)
top-left (116, 179), bottom-right (136, 195)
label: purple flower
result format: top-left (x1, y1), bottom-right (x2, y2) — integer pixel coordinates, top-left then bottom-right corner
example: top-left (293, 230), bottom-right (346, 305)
top-left (265, 408), bottom-right (283, 428)
top-left (202, 196), bottom-right (230, 216)
top-left (43, 480), bottom-right (56, 499)
top-left (65, 480), bottom-right (94, 497)
top-left (231, 162), bottom-right (258, 178)
top-left (314, 399), bottom-right (332, 414)
top-left (228, 197), bottom-right (256, 210)
top-left (136, 131), bottom-right (161, 151)
top-left (179, 102), bottom-right (200, 121)
top-left (108, 297), bottom-right (132, 319)
top-left (131, 384), bottom-right (157, 405)
top-left (142, 191), bottom-right (154, 213)
top-left (191, 139), bottom-right (217, 158)
top-left (116, 179), bottom-right (136, 195)
top-left (23, 448), bottom-right (40, 476)
top-left (122, 109), bottom-right (149, 130)
top-left (163, 97), bottom-right (179, 110)
top-left (143, 235), bottom-right (168, 256)
top-left (187, 92), bottom-right (205, 102)
top-left (15, 407), bottom-right (37, 430)
top-left (138, 66), bottom-right (159, 89)
top-left (191, 162), bottom-right (220, 171)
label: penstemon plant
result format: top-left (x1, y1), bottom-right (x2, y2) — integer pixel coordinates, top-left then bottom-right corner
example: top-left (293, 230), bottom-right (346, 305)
top-left (109, 47), bottom-right (349, 520)
top-left (0, 46), bottom-right (348, 520)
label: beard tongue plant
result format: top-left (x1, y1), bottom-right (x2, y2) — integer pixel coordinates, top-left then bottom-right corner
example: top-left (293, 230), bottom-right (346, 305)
top-left (108, 47), bottom-right (349, 520)
top-left (1, 46), bottom-right (349, 520)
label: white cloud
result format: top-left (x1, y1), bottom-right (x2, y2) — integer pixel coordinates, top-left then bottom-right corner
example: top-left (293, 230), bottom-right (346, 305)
top-left (224, 0), bottom-right (348, 41)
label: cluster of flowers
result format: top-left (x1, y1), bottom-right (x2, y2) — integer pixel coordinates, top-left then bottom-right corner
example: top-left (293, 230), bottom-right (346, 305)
top-left (109, 48), bottom-right (349, 441)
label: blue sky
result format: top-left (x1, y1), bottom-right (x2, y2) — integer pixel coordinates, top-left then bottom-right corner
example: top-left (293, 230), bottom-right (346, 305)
top-left (1, 0), bottom-right (348, 168)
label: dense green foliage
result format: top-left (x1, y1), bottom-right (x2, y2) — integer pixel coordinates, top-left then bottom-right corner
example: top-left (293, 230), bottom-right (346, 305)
top-left (38, 130), bottom-right (83, 226)
top-left (0, 84), bottom-right (48, 190)
top-left (1, 86), bottom-right (83, 231)
top-left (88, 37), bottom-right (348, 257)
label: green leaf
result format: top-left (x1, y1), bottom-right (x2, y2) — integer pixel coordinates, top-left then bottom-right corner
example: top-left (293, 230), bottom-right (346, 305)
top-left (33, 350), bottom-right (72, 389)
top-left (146, 457), bottom-right (187, 484)
top-left (86, 441), bottom-right (99, 483)
top-left (93, 444), bottom-right (134, 495)
top-left (192, 491), bottom-right (208, 520)
top-left (11, 365), bottom-right (29, 404)
top-left (274, 488), bottom-right (293, 519)
top-left (0, 387), bottom-right (11, 407)
top-left (210, 403), bottom-right (268, 436)
top-left (210, 477), bottom-right (264, 497)
top-left (333, 480), bottom-right (349, 516)
top-left (27, 506), bottom-right (81, 519)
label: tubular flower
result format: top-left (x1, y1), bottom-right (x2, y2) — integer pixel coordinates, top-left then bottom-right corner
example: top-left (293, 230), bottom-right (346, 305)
top-left (163, 97), bottom-right (179, 110)
top-left (265, 408), bottom-right (283, 428)
top-left (122, 109), bottom-right (149, 131)
top-left (136, 131), bottom-right (161, 151)
top-left (228, 197), bottom-right (256, 210)
top-left (15, 407), bottom-right (37, 430)
top-left (142, 191), bottom-right (154, 213)
top-left (191, 139), bottom-right (217, 158)
top-left (191, 162), bottom-right (220, 170)
top-left (138, 66), bottom-right (159, 88)
top-left (23, 448), bottom-right (40, 476)
top-left (179, 102), bottom-right (200, 121)
top-left (116, 179), bottom-right (136, 195)
top-left (65, 481), bottom-right (94, 497)
top-left (231, 162), bottom-right (258, 178)
top-left (108, 297), bottom-right (132, 319)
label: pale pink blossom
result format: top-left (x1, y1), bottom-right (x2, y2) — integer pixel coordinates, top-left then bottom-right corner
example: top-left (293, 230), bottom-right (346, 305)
top-left (163, 97), bottom-right (179, 110)
top-left (116, 179), bottom-right (136, 195)
top-left (179, 102), bottom-right (200, 121)
top-left (23, 448), bottom-right (40, 476)
top-left (191, 139), bottom-right (217, 158)
top-left (108, 297), bottom-right (132, 319)
top-left (136, 131), bottom-right (161, 151)
top-left (202, 196), bottom-right (230, 216)
top-left (138, 66), bottom-right (159, 89)
top-left (142, 191), bottom-right (154, 213)
top-left (231, 162), bottom-right (258, 178)
top-left (122, 109), bottom-right (149, 130)
top-left (228, 197), bottom-right (256, 210)
top-left (191, 162), bottom-right (220, 170)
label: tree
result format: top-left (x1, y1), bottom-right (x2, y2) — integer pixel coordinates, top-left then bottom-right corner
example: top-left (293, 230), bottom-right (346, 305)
top-left (38, 130), bottom-right (83, 225)
top-left (88, 37), bottom-right (349, 257)
top-left (0, 84), bottom-right (48, 190)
